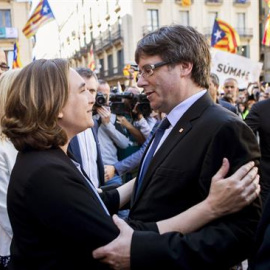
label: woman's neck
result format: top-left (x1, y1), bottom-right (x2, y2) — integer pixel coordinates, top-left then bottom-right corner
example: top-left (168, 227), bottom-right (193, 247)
top-left (59, 143), bottom-right (69, 154)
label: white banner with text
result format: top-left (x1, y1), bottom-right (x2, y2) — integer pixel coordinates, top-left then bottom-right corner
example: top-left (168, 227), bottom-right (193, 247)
top-left (210, 48), bottom-right (263, 89)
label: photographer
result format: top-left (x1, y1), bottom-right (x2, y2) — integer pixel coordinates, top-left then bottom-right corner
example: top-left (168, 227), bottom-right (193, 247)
top-left (93, 80), bottom-right (131, 187)
top-left (117, 87), bottom-right (150, 144)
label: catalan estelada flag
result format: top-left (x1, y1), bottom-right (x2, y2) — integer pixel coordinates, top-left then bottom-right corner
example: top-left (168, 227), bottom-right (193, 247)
top-left (22, 0), bottom-right (55, 39)
top-left (262, 14), bottom-right (270, 46)
top-left (12, 41), bottom-right (23, 69)
top-left (211, 18), bottom-right (240, 54)
top-left (88, 44), bottom-right (95, 71)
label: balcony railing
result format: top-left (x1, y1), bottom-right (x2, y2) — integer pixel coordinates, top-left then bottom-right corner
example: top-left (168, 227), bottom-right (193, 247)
top-left (95, 38), bottom-right (103, 52)
top-left (111, 29), bottom-right (123, 43)
top-left (235, 28), bottom-right (253, 38)
top-left (205, 0), bottom-right (223, 5)
top-left (233, 0), bottom-right (250, 7)
top-left (143, 0), bottom-right (162, 3)
top-left (0, 27), bottom-right (18, 39)
top-left (99, 64), bottom-right (125, 80)
top-left (203, 27), bottom-right (253, 39)
top-left (94, 29), bottom-right (123, 52)
top-left (175, 0), bottom-right (193, 5)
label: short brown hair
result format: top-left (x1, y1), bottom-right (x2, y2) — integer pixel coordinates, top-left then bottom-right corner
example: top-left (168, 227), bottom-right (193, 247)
top-left (135, 24), bottom-right (211, 89)
top-left (76, 67), bottom-right (97, 80)
top-left (210, 73), bottom-right (219, 87)
top-left (2, 59), bottom-right (70, 151)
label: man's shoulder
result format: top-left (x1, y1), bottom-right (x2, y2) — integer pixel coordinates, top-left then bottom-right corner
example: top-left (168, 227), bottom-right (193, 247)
top-left (218, 99), bottom-right (236, 112)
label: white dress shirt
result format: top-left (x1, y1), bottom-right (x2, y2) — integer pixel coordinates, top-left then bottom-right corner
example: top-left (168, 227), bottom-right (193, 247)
top-left (77, 129), bottom-right (99, 188)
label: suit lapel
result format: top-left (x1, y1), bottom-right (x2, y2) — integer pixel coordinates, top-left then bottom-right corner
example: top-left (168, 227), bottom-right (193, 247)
top-left (68, 136), bottom-right (82, 166)
top-left (132, 92), bottom-right (214, 203)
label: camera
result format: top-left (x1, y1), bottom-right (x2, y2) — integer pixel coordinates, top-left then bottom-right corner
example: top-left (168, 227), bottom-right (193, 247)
top-left (95, 92), bottom-right (107, 107)
top-left (135, 94), bottom-right (152, 116)
top-left (109, 92), bottom-right (151, 116)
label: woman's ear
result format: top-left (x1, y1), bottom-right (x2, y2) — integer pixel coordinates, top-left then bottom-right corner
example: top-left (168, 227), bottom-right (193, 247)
top-left (58, 112), bottom-right (64, 119)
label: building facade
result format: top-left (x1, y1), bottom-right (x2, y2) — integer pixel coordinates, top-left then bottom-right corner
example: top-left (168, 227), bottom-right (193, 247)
top-left (58, 0), bottom-right (259, 87)
top-left (0, 0), bottom-right (32, 68)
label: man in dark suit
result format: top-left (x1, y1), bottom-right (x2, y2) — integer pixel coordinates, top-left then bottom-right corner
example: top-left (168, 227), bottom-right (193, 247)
top-left (245, 98), bottom-right (270, 206)
top-left (93, 25), bottom-right (261, 269)
top-left (68, 68), bottom-right (105, 188)
top-left (209, 73), bottom-right (238, 114)
top-left (246, 99), bottom-right (270, 269)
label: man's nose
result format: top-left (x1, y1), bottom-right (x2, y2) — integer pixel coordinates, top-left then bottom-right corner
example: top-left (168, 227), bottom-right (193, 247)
top-left (137, 75), bottom-right (147, 87)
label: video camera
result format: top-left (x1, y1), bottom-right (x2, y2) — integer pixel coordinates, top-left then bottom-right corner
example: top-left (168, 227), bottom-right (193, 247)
top-left (94, 91), bottom-right (152, 116)
top-left (110, 92), bottom-right (151, 116)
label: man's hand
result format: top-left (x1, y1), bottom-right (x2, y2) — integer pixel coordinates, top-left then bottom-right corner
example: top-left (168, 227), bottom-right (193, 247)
top-left (206, 158), bottom-right (260, 218)
top-left (104, 165), bottom-right (116, 182)
top-left (132, 102), bottom-right (143, 120)
top-left (97, 106), bottom-right (111, 125)
top-left (116, 116), bottom-right (133, 129)
top-left (92, 214), bottom-right (133, 270)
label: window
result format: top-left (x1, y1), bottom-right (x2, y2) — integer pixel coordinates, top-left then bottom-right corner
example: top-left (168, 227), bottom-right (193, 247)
top-left (179, 11), bottom-right (189, 26)
top-left (147, 9), bottom-right (159, 32)
top-left (117, 49), bottom-right (124, 74)
top-left (107, 54), bottom-right (113, 76)
top-left (237, 13), bottom-right (245, 29)
top-left (0, 10), bottom-right (11, 27)
top-left (235, 0), bottom-right (249, 3)
top-left (99, 58), bottom-right (104, 78)
top-left (238, 45), bottom-right (249, 58)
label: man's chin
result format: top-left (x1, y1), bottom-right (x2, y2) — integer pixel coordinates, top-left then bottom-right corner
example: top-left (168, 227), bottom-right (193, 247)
top-left (89, 119), bottom-right (95, 128)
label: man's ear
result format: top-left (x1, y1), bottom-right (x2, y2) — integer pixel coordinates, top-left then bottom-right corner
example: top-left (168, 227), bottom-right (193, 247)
top-left (180, 62), bottom-right (193, 76)
top-left (58, 112), bottom-right (64, 119)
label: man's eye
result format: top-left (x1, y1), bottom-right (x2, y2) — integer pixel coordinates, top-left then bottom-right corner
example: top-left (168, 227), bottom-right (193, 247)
top-left (144, 66), bottom-right (152, 73)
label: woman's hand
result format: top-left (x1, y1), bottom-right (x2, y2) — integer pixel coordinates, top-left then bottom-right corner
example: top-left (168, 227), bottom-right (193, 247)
top-left (206, 158), bottom-right (260, 218)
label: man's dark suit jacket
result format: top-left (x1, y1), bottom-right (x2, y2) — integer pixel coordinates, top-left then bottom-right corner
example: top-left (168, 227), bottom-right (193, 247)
top-left (250, 192), bottom-right (270, 270)
top-left (245, 99), bottom-right (270, 270)
top-left (218, 98), bottom-right (238, 114)
top-left (68, 119), bottom-right (105, 187)
top-left (245, 98), bottom-right (270, 205)
top-left (128, 92), bottom-right (261, 270)
top-left (7, 147), bottom-right (119, 270)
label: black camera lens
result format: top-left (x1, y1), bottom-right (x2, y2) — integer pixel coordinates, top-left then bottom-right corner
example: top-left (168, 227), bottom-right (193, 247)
top-left (95, 92), bottom-right (106, 106)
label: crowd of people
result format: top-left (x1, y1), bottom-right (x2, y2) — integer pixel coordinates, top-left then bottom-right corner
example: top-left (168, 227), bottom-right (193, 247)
top-left (0, 24), bottom-right (269, 270)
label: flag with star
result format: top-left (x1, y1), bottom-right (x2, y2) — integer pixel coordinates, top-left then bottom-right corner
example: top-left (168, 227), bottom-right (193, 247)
top-left (22, 0), bottom-right (55, 39)
top-left (262, 14), bottom-right (270, 46)
top-left (12, 41), bottom-right (23, 69)
top-left (211, 18), bottom-right (240, 54)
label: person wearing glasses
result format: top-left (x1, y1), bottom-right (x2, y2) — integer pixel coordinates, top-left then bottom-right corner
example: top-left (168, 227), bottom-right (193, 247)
top-left (2, 58), bottom-right (261, 270)
top-left (92, 25), bottom-right (262, 270)
top-left (0, 49), bottom-right (9, 76)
